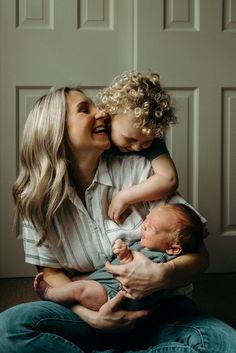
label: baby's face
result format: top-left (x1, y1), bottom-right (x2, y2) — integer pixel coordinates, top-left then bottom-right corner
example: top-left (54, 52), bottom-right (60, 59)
top-left (140, 207), bottom-right (174, 251)
top-left (111, 110), bottom-right (154, 152)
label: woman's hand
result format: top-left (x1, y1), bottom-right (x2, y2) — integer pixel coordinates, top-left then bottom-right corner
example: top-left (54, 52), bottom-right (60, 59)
top-left (71, 291), bottom-right (149, 332)
top-left (106, 243), bottom-right (209, 299)
top-left (106, 251), bottom-right (171, 299)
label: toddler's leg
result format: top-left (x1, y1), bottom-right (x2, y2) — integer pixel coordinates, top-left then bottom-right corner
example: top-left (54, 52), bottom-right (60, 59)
top-left (34, 272), bottom-right (108, 310)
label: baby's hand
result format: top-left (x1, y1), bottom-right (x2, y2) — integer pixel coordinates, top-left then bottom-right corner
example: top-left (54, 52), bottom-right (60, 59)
top-left (108, 190), bottom-right (130, 224)
top-left (112, 239), bottom-right (133, 264)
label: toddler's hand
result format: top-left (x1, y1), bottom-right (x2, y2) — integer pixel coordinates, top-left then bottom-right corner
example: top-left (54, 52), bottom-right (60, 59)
top-left (108, 190), bottom-right (130, 224)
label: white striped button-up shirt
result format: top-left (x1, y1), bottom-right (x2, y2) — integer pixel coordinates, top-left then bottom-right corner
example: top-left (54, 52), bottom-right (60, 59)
top-left (23, 153), bottom-right (206, 281)
top-left (23, 154), bottom-right (152, 273)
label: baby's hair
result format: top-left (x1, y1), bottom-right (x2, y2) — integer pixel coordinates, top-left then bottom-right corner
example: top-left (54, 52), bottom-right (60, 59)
top-left (97, 71), bottom-right (177, 138)
top-left (163, 203), bottom-right (205, 253)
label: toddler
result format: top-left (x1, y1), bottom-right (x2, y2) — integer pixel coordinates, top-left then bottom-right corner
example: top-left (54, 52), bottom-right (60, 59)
top-left (97, 71), bottom-right (179, 224)
top-left (34, 203), bottom-right (204, 311)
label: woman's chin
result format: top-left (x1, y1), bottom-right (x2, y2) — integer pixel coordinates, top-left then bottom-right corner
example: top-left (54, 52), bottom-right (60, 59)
top-left (95, 137), bottom-right (111, 150)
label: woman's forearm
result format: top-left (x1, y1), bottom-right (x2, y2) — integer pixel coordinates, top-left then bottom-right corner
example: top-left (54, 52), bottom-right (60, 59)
top-left (159, 242), bottom-right (209, 290)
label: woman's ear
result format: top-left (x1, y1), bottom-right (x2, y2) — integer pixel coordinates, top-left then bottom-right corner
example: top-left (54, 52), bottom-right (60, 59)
top-left (166, 245), bottom-right (182, 255)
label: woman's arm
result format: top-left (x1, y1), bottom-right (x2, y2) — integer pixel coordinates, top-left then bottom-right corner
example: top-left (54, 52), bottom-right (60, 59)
top-left (71, 291), bottom-right (149, 331)
top-left (105, 242), bottom-right (209, 300)
top-left (160, 242), bottom-right (209, 289)
top-left (108, 154), bottom-right (178, 223)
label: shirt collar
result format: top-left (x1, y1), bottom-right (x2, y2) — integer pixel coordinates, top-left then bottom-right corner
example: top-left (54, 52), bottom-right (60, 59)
top-left (93, 157), bottom-right (113, 187)
top-left (68, 156), bottom-right (112, 203)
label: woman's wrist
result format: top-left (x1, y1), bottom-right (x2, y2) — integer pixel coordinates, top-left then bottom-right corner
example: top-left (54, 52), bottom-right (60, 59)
top-left (153, 261), bottom-right (176, 291)
top-left (71, 303), bottom-right (97, 327)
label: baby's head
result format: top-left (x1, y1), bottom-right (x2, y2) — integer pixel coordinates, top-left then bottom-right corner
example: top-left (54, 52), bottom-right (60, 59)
top-left (140, 203), bottom-right (204, 255)
top-left (97, 71), bottom-right (177, 152)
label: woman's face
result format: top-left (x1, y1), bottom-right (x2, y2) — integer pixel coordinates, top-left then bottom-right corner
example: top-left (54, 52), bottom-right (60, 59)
top-left (66, 90), bottom-right (110, 154)
top-left (111, 111), bottom-right (154, 152)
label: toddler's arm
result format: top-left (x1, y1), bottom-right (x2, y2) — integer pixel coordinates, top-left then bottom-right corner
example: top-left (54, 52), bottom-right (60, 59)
top-left (108, 154), bottom-right (178, 223)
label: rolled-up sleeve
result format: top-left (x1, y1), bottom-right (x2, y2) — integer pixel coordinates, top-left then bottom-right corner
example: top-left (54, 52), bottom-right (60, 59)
top-left (22, 222), bottom-right (61, 268)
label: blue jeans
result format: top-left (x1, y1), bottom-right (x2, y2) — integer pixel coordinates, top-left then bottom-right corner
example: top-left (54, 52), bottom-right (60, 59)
top-left (0, 297), bottom-right (235, 353)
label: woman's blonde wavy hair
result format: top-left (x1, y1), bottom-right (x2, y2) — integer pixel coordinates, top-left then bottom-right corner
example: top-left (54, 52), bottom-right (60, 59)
top-left (97, 71), bottom-right (177, 137)
top-left (13, 86), bottom-right (82, 245)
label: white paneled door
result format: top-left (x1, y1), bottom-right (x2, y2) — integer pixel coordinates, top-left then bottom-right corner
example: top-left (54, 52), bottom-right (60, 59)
top-left (136, 0), bottom-right (236, 272)
top-left (0, 0), bottom-right (134, 277)
top-left (0, 0), bottom-right (236, 276)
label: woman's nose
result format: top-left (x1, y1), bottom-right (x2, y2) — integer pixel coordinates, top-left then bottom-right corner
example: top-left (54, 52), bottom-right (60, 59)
top-left (95, 109), bottom-right (109, 120)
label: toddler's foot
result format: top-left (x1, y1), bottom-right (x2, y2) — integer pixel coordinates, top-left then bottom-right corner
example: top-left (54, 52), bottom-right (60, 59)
top-left (34, 272), bottom-right (50, 299)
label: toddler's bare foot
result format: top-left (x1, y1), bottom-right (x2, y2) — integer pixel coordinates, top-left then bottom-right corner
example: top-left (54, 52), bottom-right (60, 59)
top-left (112, 239), bottom-right (133, 263)
top-left (34, 272), bottom-right (50, 300)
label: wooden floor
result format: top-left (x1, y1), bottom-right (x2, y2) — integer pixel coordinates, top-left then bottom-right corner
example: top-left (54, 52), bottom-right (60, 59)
top-left (0, 273), bottom-right (236, 329)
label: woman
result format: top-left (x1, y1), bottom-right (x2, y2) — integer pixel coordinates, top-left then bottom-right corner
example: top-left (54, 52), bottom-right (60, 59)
top-left (0, 87), bottom-right (235, 353)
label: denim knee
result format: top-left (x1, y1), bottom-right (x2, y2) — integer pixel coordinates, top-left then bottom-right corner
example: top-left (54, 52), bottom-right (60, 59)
top-left (0, 301), bottom-right (83, 353)
top-left (157, 313), bottom-right (236, 353)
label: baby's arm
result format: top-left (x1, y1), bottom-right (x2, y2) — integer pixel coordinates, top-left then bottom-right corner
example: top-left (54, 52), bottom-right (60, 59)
top-left (34, 272), bottom-right (108, 311)
top-left (108, 153), bottom-right (178, 223)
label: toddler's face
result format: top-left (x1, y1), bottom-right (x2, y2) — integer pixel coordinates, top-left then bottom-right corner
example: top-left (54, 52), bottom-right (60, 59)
top-left (111, 110), bottom-right (154, 152)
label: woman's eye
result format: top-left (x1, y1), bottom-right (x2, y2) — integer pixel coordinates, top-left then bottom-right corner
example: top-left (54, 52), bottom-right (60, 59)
top-left (81, 107), bottom-right (89, 113)
top-left (78, 103), bottom-right (90, 113)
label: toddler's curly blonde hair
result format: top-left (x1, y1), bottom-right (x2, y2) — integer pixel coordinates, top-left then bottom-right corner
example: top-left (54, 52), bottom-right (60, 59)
top-left (97, 71), bottom-right (177, 137)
